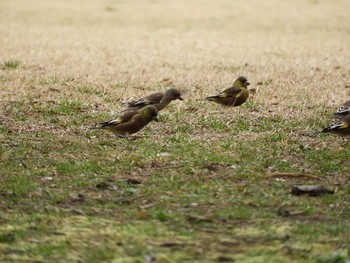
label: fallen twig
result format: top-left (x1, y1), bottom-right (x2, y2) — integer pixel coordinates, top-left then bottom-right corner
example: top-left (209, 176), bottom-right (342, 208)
top-left (268, 172), bottom-right (324, 181)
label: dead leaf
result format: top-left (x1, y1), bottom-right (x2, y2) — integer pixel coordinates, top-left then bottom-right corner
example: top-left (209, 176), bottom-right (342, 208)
top-left (137, 210), bottom-right (148, 219)
top-left (249, 88), bottom-right (257, 94)
top-left (140, 203), bottom-right (154, 209)
top-left (291, 185), bottom-right (334, 196)
top-left (126, 178), bottom-right (142, 185)
top-left (56, 194), bottom-right (85, 206)
top-left (202, 164), bottom-right (220, 172)
top-left (49, 88), bottom-right (60, 92)
top-left (96, 181), bottom-right (117, 190)
top-left (217, 256), bottom-right (235, 262)
top-left (276, 206), bottom-right (305, 217)
top-left (96, 181), bottom-right (110, 189)
top-left (159, 242), bottom-right (184, 248)
top-left (159, 77), bottom-right (171, 83)
top-left (70, 193), bottom-right (85, 202)
top-left (187, 215), bottom-right (213, 223)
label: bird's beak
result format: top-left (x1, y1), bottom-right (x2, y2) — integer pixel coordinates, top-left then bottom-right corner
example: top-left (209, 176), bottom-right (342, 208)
top-left (178, 96), bottom-right (184, 101)
top-left (245, 81), bottom-right (250, 86)
top-left (154, 117), bottom-right (159, 122)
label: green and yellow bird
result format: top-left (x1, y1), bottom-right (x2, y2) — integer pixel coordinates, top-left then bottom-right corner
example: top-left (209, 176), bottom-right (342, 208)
top-left (332, 99), bottom-right (350, 119)
top-left (125, 88), bottom-right (183, 111)
top-left (91, 105), bottom-right (158, 136)
top-left (321, 114), bottom-right (350, 136)
top-left (206, 76), bottom-right (250, 107)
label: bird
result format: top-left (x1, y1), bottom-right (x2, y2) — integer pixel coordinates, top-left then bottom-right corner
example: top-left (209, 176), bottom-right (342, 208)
top-left (91, 105), bottom-right (159, 137)
top-left (321, 114), bottom-right (350, 136)
top-left (206, 76), bottom-right (250, 107)
top-left (332, 99), bottom-right (350, 119)
top-left (125, 88), bottom-right (183, 111)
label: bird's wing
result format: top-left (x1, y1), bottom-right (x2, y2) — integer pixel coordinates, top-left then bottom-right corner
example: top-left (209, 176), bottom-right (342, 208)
top-left (323, 121), bottom-right (349, 132)
top-left (100, 111), bottom-right (137, 127)
top-left (218, 87), bottom-right (243, 98)
top-left (335, 105), bottom-right (350, 115)
top-left (128, 92), bottom-right (164, 107)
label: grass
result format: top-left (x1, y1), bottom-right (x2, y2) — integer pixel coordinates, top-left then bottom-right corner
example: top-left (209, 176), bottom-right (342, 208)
top-left (1, 60), bottom-right (20, 70)
top-left (1, 0), bottom-right (350, 262)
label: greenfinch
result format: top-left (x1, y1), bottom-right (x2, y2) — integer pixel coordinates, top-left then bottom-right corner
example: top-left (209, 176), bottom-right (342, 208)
top-left (321, 114), bottom-right (350, 136)
top-left (125, 88), bottom-right (183, 111)
top-left (91, 105), bottom-right (158, 136)
top-left (332, 99), bottom-right (350, 119)
top-left (206, 76), bottom-right (250, 107)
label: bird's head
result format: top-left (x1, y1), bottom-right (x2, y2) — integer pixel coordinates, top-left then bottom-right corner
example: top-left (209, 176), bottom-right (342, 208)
top-left (234, 76), bottom-right (250, 88)
top-left (165, 88), bottom-right (184, 101)
top-left (140, 105), bottom-right (159, 122)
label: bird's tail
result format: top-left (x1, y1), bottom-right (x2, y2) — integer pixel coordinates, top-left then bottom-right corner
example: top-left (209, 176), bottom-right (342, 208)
top-left (306, 131), bottom-right (323, 137)
top-left (300, 130), bottom-right (324, 137)
top-left (205, 96), bottom-right (218, 101)
top-left (92, 118), bottom-right (121, 129)
top-left (89, 122), bottom-right (110, 129)
top-left (321, 127), bottom-right (332, 133)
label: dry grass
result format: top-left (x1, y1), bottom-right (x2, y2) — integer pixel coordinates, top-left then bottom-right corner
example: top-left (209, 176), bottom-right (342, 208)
top-left (2, 0), bottom-right (350, 103)
top-left (1, 0), bottom-right (350, 262)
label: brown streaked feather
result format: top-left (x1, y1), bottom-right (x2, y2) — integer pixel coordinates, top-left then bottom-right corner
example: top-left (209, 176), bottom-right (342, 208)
top-left (99, 111), bottom-right (138, 127)
top-left (103, 114), bottom-right (149, 136)
top-left (220, 86), bottom-right (244, 97)
top-left (125, 88), bottom-right (183, 111)
top-left (206, 87), bottom-right (249, 107)
top-left (206, 76), bottom-right (250, 107)
top-left (92, 105), bottom-right (158, 136)
top-left (333, 99), bottom-right (350, 119)
top-left (127, 92), bottom-right (164, 109)
top-left (321, 115), bottom-right (350, 136)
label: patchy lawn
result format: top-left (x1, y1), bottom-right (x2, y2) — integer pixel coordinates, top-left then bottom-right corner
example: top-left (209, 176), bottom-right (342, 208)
top-left (1, 0), bottom-right (350, 262)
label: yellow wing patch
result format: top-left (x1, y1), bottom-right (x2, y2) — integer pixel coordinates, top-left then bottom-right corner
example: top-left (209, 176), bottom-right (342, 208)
top-left (109, 118), bottom-right (123, 125)
top-left (219, 92), bottom-right (228, 98)
top-left (219, 90), bottom-right (242, 98)
top-left (339, 123), bottom-right (349, 129)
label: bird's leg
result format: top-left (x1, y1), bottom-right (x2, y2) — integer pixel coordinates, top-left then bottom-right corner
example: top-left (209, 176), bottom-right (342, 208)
top-left (226, 104), bottom-right (234, 128)
top-left (113, 133), bottom-right (127, 139)
top-left (229, 97), bottom-right (238, 106)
